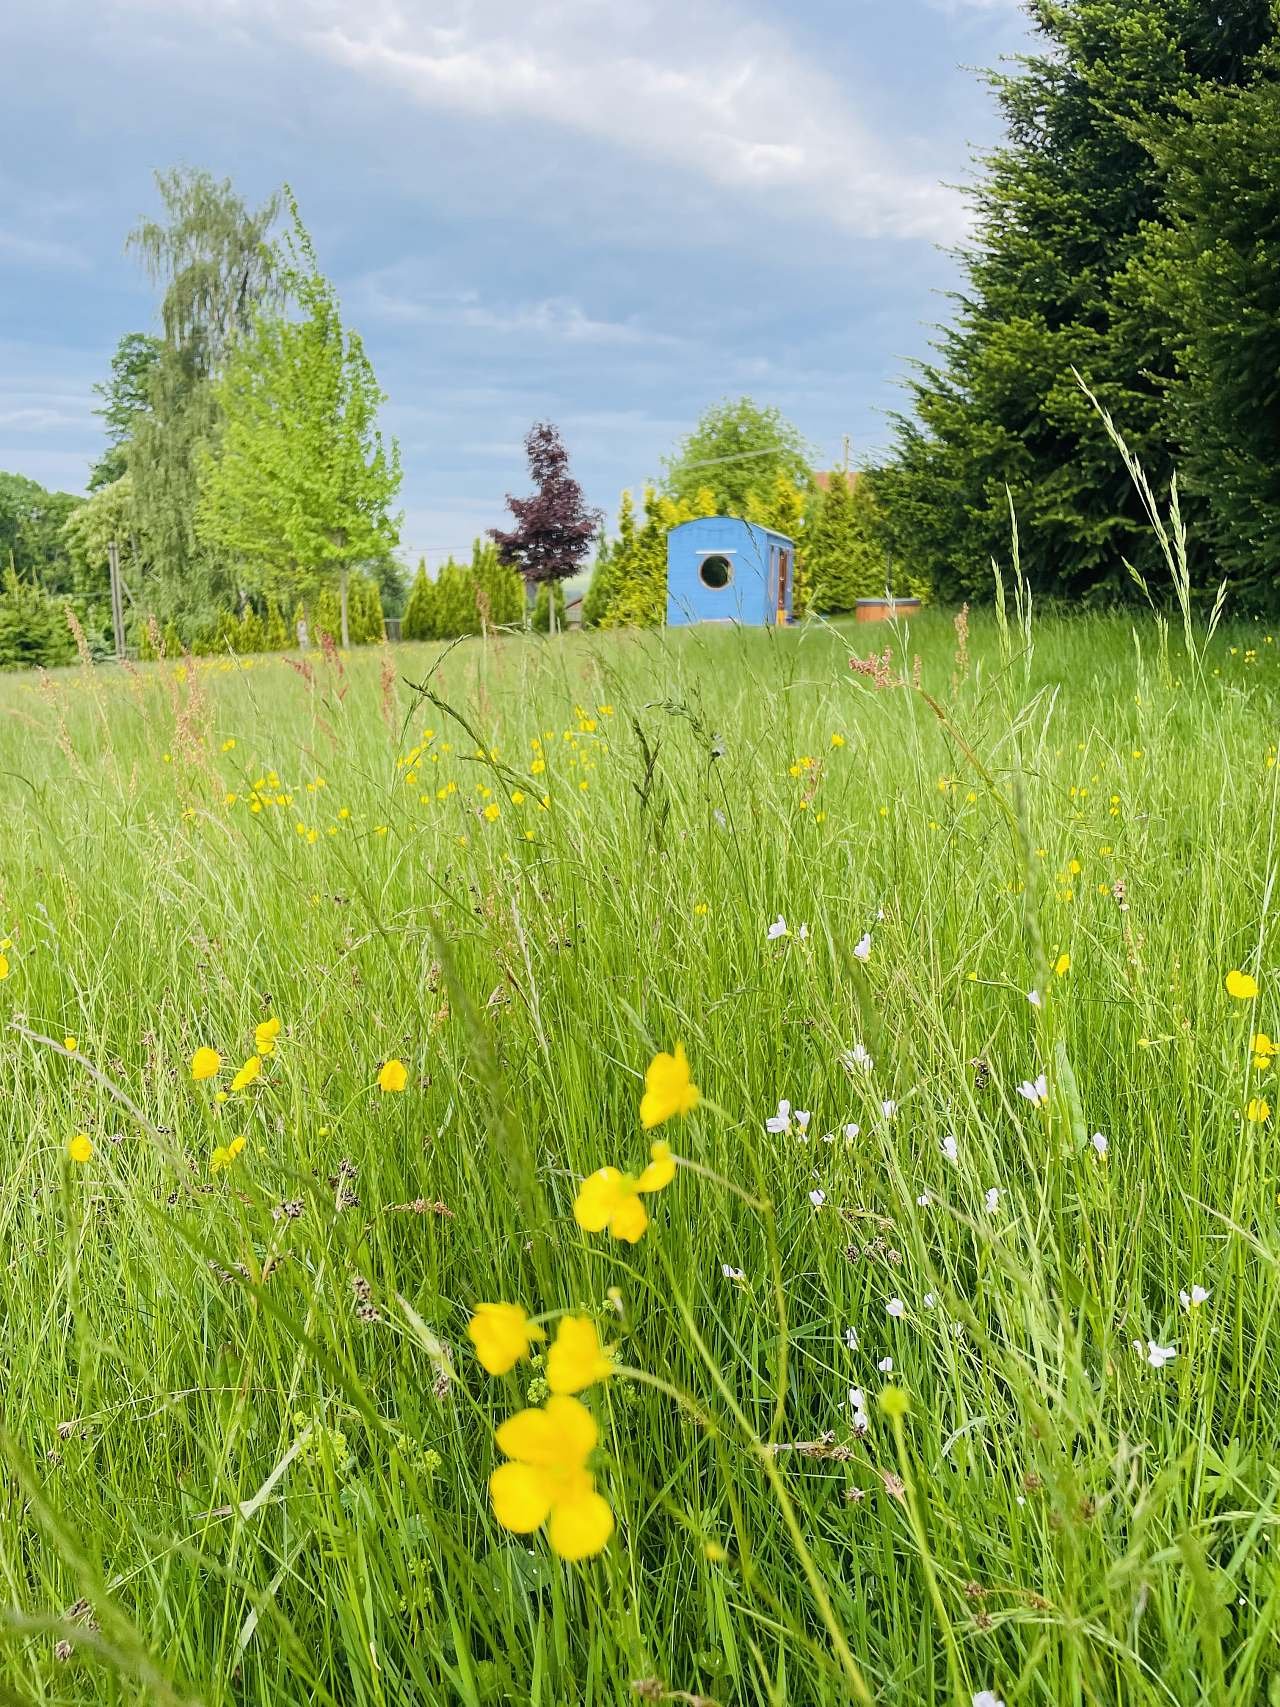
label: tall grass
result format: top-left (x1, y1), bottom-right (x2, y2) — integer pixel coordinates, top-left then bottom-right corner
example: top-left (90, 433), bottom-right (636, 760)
top-left (0, 604), bottom-right (1278, 1704)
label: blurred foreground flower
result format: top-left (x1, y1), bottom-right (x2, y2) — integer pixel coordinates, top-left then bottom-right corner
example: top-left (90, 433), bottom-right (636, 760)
top-left (211, 1135), bottom-right (246, 1172)
top-left (1226, 969), bottom-right (1259, 1000)
top-left (255, 1016), bottom-right (281, 1055)
top-left (639, 1044), bottom-right (699, 1129)
top-left (68, 1134), bottom-right (93, 1164)
top-left (467, 1303), bottom-right (545, 1375)
top-left (574, 1141), bottom-right (676, 1243)
top-left (546, 1316), bottom-right (615, 1394)
top-left (489, 1395), bottom-right (614, 1560)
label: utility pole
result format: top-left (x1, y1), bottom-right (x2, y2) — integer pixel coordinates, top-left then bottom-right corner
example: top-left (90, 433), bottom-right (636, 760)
top-left (107, 539), bottom-right (126, 662)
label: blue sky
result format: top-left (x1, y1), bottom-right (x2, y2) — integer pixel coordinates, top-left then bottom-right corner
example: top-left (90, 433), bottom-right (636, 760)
top-left (0, 0), bottom-right (1030, 566)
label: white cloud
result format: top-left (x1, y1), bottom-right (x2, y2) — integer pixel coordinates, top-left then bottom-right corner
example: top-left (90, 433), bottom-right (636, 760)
top-left (361, 272), bottom-right (687, 348)
top-left (113, 0), bottom-right (966, 241)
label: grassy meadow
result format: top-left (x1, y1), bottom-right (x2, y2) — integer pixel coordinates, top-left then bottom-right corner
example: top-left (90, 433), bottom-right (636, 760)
top-left (1, 604), bottom-right (1279, 1705)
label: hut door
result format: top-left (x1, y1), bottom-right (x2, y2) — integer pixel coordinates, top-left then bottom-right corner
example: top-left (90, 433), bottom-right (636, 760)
top-left (776, 549), bottom-right (790, 623)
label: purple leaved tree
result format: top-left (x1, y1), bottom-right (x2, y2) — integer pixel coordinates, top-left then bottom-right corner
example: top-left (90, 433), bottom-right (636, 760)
top-left (490, 423), bottom-right (602, 621)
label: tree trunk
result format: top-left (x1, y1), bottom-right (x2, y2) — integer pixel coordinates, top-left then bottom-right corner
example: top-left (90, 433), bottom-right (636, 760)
top-left (339, 566), bottom-right (350, 649)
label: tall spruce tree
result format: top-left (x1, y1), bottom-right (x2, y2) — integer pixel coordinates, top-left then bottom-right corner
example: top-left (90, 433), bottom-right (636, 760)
top-left (1131, 36), bottom-right (1280, 600)
top-left (880, 0), bottom-right (1274, 603)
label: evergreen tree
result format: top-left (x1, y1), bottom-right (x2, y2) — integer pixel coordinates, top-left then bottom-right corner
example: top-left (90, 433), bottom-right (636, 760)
top-left (1131, 38), bottom-right (1280, 599)
top-left (583, 492), bottom-right (636, 628)
top-left (401, 562), bottom-right (436, 641)
top-left (808, 472), bottom-right (897, 612)
top-left (471, 538), bottom-right (523, 627)
top-left (599, 488), bottom-right (699, 629)
top-left (880, 0), bottom-right (1274, 603)
top-left (0, 565), bottom-right (74, 670)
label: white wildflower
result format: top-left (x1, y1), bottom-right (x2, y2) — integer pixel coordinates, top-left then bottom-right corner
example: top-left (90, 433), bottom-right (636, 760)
top-left (1017, 1074), bottom-right (1049, 1108)
top-left (1179, 1285), bottom-right (1209, 1311)
top-left (853, 932), bottom-right (872, 963)
top-left (766, 915), bottom-right (789, 941)
top-left (886, 1298), bottom-right (905, 1319)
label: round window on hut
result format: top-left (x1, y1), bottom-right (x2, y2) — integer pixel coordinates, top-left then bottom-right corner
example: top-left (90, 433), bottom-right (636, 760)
top-left (698, 554), bottom-right (732, 590)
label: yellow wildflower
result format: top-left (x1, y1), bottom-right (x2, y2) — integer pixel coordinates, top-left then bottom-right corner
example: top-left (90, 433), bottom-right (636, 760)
top-left (573, 1141), bottom-right (676, 1244)
top-left (191, 1046), bottom-right (222, 1081)
top-left (378, 1058), bottom-right (408, 1093)
top-left (1246, 1097), bottom-right (1271, 1124)
top-left (1227, 970), bottom-right (1260, 1001)
top-left (230, 1055), bottom-right (261, 1092)
top-left (483, 803), bottom-right (501, 822)
top-left (68, 1133), bottom-right (93, 1164)
top-left (63, 1036), bottom-right (78, 1052)
top-left (546, 1317), bottom-right (615, 1395)
top-left (255, 1016), bottom-right (281, 1055)
top-left (489, 1395), bottom-right (614, 1561)
top-left (639, 1043), bottom-right (699, 1130)
top-left (1252, 1033), bottom-right (1277, 1071)
top-left (0, 954), bottom-right (9, 980)
top-left (467, 1303), bottom-right (546, 1375)
top-left (1054, 952), bottom-right (1070, 977)
top-left (211, 1135), bottom-right (247, 1172)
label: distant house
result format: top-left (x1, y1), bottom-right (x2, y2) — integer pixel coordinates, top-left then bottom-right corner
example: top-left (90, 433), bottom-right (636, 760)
top-left (666, 515), bottom-right (796, 627)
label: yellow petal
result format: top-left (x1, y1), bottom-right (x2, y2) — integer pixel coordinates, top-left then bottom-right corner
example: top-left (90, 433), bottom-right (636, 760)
top-left (640, 1042), bottom-right (700, 1129)
top-left (636, 1140), bottom-right (676, 1194)
top-left (191, 1047), bottom-right (222, 1081)
top-left (546, 1317), bottom-right (614, 1395)
top-left (573, 1167), bottom-right (626, 1232)
top-left (467, 1303), bottom-right (544, 1375)
top-left (542, 1395), bottom-right (599, 1463)
top-left (378, 1058), bottom-right (408, 1093)
top-left (609, 1193), bottom-right (649, 1243)
top-left (1227, 970), bottom-right (1259, 1000)
top-left (489, 1463), bottom-right (553, 1534)
top-left (548, 1487), bottom-right (614, 1560)
top-left (230, 1055), bottom-right (261, 1092)
top-left (495, 1406), bottom-right (559, 1467)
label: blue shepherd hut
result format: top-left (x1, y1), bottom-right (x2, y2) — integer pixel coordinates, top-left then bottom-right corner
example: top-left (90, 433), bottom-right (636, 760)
top-left (666, 516), bottom-right (795, 627)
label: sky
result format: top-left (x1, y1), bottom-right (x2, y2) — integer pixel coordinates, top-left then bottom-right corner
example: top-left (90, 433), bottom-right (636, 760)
top-left (0, 0), bottom-right (1032, 567)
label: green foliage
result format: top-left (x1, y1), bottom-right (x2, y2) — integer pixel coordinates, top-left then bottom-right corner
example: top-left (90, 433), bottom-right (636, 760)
top-left (582, 494), bottom-right (635, 629)
top-left (880, 0), bottom-right (1275, 603)
top-left (596, 487), bottom-right (718, 630)
top-left (0, 471), bottom-right (84, 598)
top-left (531, 579), bottom-right (565, 633)
top-left (401, 563), bottom-right (436, 642)
top-left (127, 168), bottom-right (282, 619)
top-left (0, 565), bottom-right (74, 670)
top-left (471, 539), bottom-right (524, 627)
top-left (809, 472), bottom-right (892, 613)
top-left (90, 332), bottom-right (162, 489)
top-left (196, 196), bottom-right (401, 641)
top-left (662, 397), bottom-right (812, 516)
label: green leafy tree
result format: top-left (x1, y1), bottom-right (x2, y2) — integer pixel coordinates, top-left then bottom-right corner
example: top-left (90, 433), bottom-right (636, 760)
top-left (662, 398), bottom-right (811, 517)
top-left (196, 195), bottom-right (402, 646)
top-left (879, 0), bottom-right (1274, 603)
top-left (90, 333), bottom-right (162, 489)
top-left (128, 169), bottom-right (282, 625)
top-left (0, 472), bottom-right (83, 596)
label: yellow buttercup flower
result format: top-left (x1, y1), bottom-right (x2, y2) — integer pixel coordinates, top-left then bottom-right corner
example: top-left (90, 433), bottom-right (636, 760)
top-left (1053, 952), bottom-right (1070, 977)
top-left (1251, 1033), bottom-right (1277, 1071)
top-left (0, 954), bottom-right (9, 980)
top-left (1246, 1097), bottom-right (1271, 1124)
top-left (467, 1303), bottom-right (545, 1375)
top-left (230, 1055), bottom-right (261, 1092)
top-left (63, 1036), bottom-right (78, 1052)
top-left (191, 1046), bottom-right (222, 1081)
top-left (211, 1135), bottom-right (247, 1172)
top-left (546, 1316), bottom-right (615, 1395)
top-left (573, 1141), bottom-right (677, 1244)
top-left (489, 1395), bottom-right (614, 1560)
top-left (68, 1133), bottom-right (93, 1164)
top-left (378, 1058), bottom-right (408, 1093)
top-left (255, 1016), bottom-right (281, 1055)
top-left (1227, 970), bottom-right (1259, 1001)
top-left (639, 1043), bottom-right (699, 1130)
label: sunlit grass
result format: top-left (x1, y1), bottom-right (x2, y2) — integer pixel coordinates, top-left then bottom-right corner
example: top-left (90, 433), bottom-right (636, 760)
top-left (1, 607), bottom-right (1278, 1704)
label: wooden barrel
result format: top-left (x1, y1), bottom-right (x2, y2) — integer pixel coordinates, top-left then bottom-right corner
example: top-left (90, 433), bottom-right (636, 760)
top-left (855, 598), bottom-right (922, 623)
